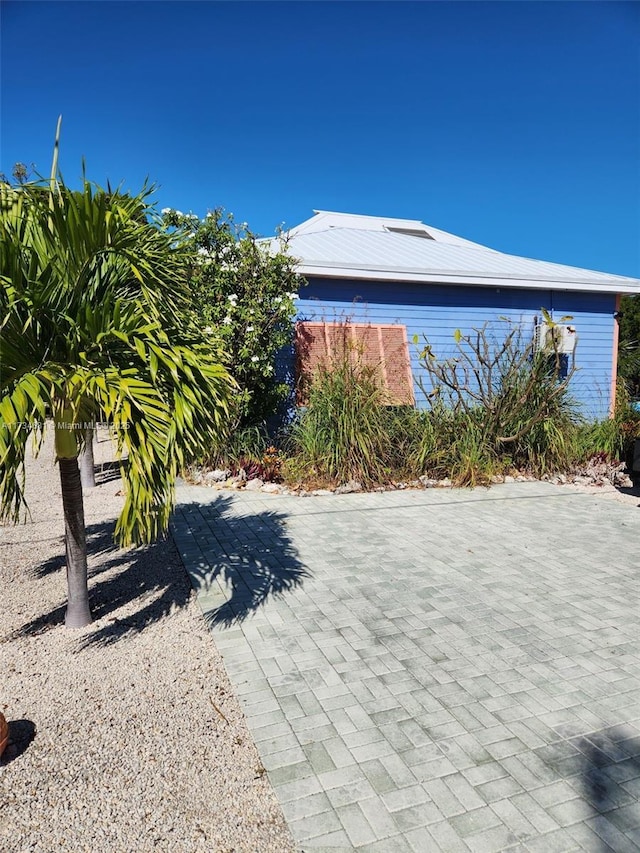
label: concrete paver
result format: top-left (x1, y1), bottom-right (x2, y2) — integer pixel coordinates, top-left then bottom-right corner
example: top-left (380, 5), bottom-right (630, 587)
top-left (171, 482), bottom-right (640, 851)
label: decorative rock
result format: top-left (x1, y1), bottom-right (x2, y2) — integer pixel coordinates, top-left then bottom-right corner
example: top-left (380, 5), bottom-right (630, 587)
top-left (311, 488), bottom-right (333, 496)
top-left (490, 475), bottom-right (504, 484)
top-left (613, 471), bottom-right (633, 488)
top-left (335, 480), bottom-right (363, 495)
top-left (436, 478), bottom-right (452, 488)
top-left (205, 468), bottom-right (231, 482)
top-left (244, 478), bottom-right (264, 491)
top-left (261, 482), bottom-right (282, 494)
top-left (419, 477), bottom-right (438, 488)
top-left (504, 475), bottom-right (515, 483)
top-left (574, 475), bottom-right (592, 486)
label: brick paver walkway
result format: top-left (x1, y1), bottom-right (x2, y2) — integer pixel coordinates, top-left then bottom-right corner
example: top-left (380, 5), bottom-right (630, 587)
top-left (171, 482), bottom-right (640, 852)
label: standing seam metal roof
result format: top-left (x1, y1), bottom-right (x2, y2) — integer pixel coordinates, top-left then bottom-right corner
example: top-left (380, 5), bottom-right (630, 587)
top-left (273, 212), bottom-right (640, 294)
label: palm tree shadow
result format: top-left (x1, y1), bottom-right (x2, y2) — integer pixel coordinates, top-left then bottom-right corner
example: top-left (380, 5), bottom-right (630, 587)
top-left (9, 493), bottom-right (307, 645)
top-left (8, 521), bottom-right (191, 647)
top-left (173, 493), bottom-right (309, 629)
top-left (32, 527), bottom-right (116, 579)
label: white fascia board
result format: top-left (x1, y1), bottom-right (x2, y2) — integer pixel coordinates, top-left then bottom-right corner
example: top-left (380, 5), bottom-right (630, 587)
top-left (296, 263), bottom-right (640, 295)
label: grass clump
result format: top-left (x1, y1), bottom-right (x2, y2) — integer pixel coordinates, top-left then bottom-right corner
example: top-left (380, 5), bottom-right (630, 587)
top-left (284, 357), bottom-right (393, 487)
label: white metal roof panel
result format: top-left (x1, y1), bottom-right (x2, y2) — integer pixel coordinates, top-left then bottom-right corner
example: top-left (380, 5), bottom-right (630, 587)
top-left (275, 216), bottom-right (640, 294)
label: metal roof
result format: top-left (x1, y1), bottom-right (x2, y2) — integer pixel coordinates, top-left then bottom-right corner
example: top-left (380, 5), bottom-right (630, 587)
top-left (274, 211), bottom-right (640, 294)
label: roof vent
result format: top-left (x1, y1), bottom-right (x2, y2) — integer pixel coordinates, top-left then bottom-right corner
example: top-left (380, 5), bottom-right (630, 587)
top-left (384, 226), bottom-right (434, 239)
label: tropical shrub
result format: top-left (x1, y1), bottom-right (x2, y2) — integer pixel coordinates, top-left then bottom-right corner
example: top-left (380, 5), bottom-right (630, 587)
top-left (161, 208), bottom-right (303, 429)
top-left (415, 319), bottom-right (580, 476)
top-left (284, 350), bottom-right (395, 487)
top-left (619, 294), bottom-right (640, 399)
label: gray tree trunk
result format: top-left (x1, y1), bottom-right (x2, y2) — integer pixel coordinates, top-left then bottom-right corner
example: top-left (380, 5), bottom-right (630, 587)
top-left (59, 457), bottom-right (92, 628)
top-left (79, 427), bottom-right (96, 488)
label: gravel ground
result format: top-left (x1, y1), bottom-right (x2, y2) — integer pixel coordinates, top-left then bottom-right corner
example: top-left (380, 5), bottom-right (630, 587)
top-left (0, 432), bottom-right (297, 853)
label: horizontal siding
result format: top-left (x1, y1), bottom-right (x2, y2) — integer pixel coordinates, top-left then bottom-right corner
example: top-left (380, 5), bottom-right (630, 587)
top-left (295, 278), bottom-right (617, 420)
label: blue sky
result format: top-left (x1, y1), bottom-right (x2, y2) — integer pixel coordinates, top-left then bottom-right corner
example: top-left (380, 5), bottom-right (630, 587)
top-left (2, 1), bottom-right (639, 277)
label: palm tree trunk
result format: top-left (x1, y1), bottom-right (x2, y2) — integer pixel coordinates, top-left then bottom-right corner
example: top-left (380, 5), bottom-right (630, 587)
top-left (79, 427), bottom-right (96, 488)
top-left (58, 456), bottom-right (92, 627)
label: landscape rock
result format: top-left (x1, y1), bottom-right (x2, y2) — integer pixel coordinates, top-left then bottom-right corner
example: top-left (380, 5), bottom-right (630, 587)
top-left (311, 488), bottom-right (333, 496)
top-left (613, 471), bottom-right (633, 488)
top-left (261, 483), bottom-right (282, 494)
top-left (244, 477), bottom-right (264, 491)
top-left (205, 469), bottom-right (230, 482)
top-left (335, 480), bottom-right (363, 495)
top-left (419, 476), bottom-right (438, 488)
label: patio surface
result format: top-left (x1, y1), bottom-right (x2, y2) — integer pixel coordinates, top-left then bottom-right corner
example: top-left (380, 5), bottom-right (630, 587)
top-left (171, 481), bottom-right (640, 852)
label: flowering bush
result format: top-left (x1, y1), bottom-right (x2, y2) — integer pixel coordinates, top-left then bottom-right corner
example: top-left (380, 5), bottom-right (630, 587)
top-left (162, 208), bottom-right (303, 427)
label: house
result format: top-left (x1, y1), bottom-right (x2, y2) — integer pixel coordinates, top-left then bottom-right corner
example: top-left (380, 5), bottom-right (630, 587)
top-left (275, 211), bottom-right (640, 420)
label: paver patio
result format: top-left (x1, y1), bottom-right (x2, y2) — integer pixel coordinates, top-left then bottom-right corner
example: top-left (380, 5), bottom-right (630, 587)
top-left (171, 481), bottom-right (640, 852)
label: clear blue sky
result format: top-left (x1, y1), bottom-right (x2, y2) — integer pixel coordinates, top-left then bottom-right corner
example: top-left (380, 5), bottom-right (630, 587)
top-left (2, 1), bottom-right (639, 277)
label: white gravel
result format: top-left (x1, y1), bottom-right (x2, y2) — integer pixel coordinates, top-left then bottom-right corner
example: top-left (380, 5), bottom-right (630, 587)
top-left (0, 432), bottom-right (297, 853)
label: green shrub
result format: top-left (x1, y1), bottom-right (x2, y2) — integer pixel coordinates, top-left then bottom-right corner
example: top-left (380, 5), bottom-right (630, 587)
top-left (575, 382), bottom-right (640, 464)
top-left (416, 321), bottom-right (582, 477)
top-left (204, 424), bottom-right (268, 469)
top-left (284, 356), bottom-right (394, 486)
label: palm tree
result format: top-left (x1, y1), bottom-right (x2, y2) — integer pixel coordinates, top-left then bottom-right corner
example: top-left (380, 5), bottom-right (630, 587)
top-left (0, 176), bottom-right (233, 627)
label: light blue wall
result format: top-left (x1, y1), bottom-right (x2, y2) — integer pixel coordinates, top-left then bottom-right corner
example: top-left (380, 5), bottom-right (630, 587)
top-left (295, 277), bottom-right (617, 420)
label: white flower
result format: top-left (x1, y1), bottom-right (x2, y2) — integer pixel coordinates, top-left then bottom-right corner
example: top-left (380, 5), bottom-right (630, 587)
top-left (161, 207), bottom-right (172, 215)
top-left (251, 355), bottom-right (259, 362)
top-left (223, 316), bottom-right (232, 325)
top-left (174, 210), bottom-right (183, 217)
top-left (246, 325), bottom-right (254, 332)
top-left (286, 292), bottom-right (298, 299)
top-left (204, 326), bottom-right (213, 334)
top-left (274, 296), bottom-right (282, 303)
top-left (228, 294), bottom-right (238, 302)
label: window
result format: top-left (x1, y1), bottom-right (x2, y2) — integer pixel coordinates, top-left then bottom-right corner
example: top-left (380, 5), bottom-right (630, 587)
top-left (295, 321), bottom-right (414, 406)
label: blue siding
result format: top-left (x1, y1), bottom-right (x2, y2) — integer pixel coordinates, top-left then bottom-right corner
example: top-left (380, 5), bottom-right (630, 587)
top-left (295, 278), bottom-right (617, 420)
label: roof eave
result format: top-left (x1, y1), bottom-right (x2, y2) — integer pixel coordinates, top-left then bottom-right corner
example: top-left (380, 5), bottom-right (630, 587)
top-left (296, 263), bottom-right (640, 295)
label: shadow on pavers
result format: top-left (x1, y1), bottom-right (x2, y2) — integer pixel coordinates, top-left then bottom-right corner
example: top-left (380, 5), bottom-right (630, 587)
top-left (571, 725), bottom-right (640, 851)
top-left (176, 494), bottom-right (309, 628)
